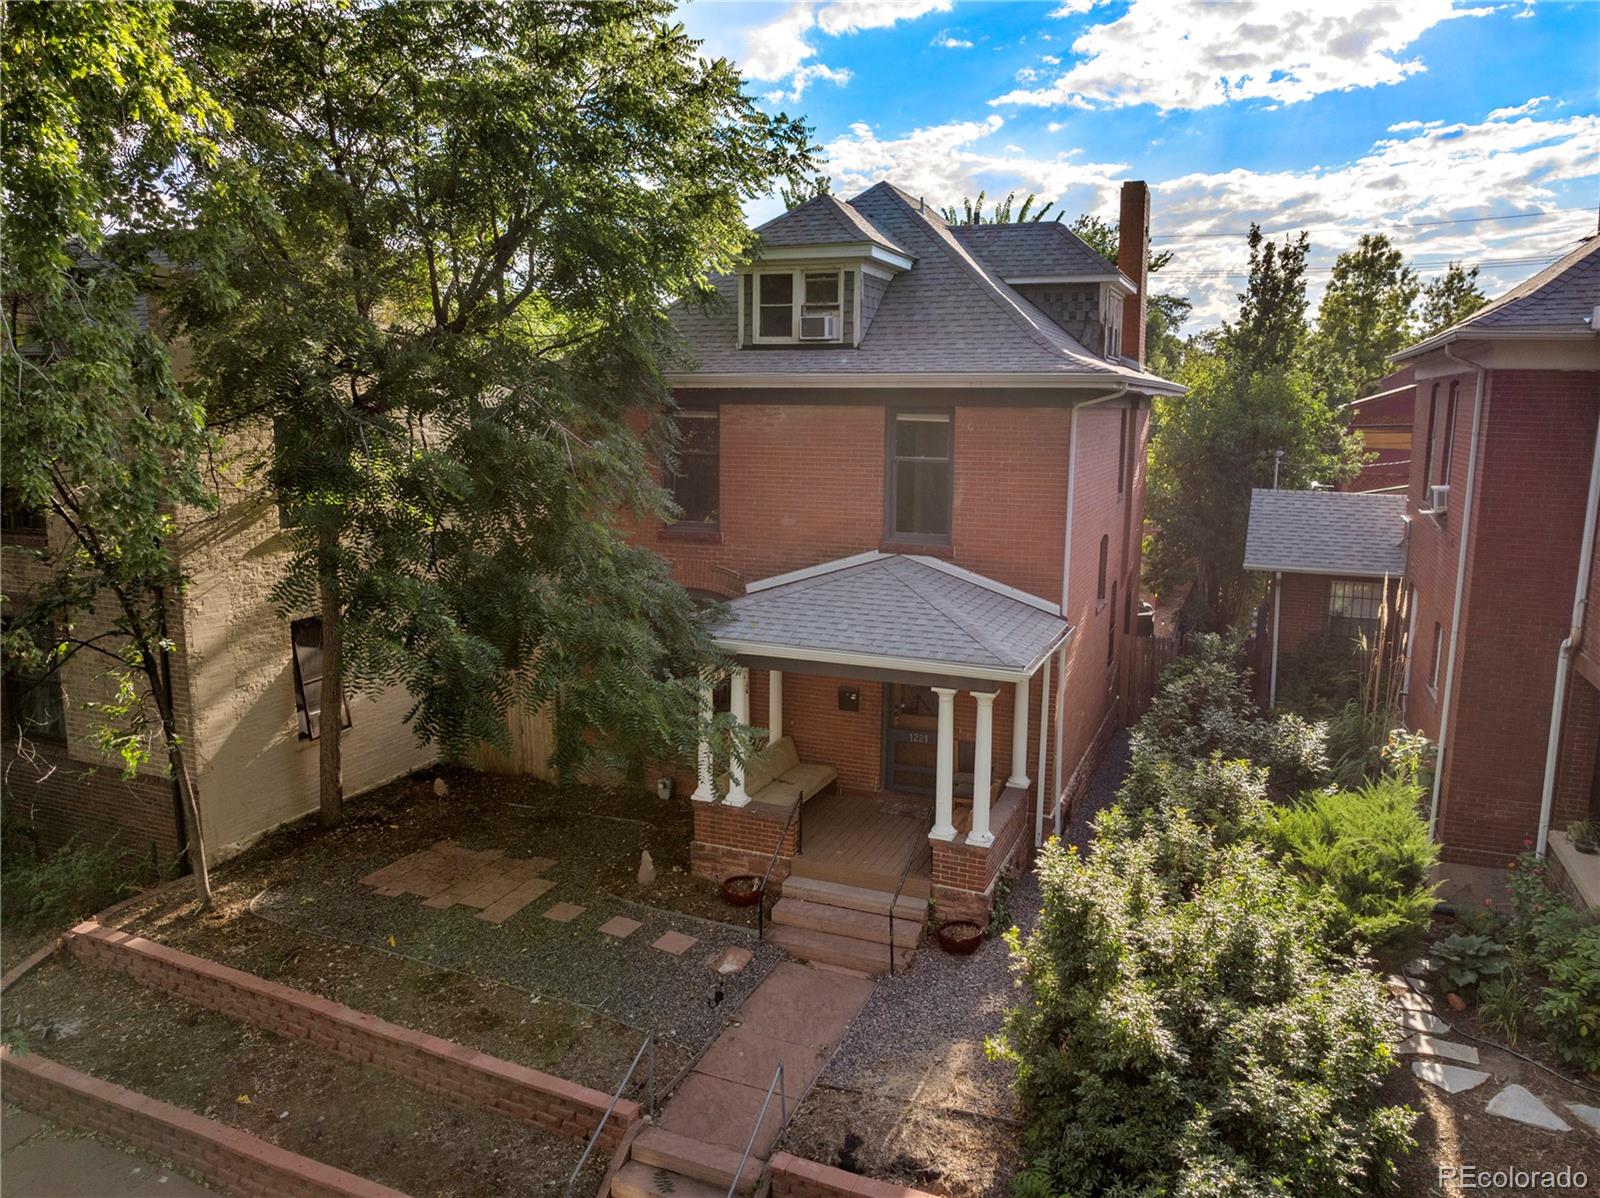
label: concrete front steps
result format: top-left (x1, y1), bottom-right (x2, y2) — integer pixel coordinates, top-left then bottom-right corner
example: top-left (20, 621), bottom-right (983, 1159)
top-left (612, 1127), bottom-right (762, 1198)
top-left (765, 877), bottom-right (924, 975)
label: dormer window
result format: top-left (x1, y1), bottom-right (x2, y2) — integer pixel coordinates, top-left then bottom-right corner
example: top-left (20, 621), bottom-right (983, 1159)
top-left (753, 269), bottom-right (843, 343)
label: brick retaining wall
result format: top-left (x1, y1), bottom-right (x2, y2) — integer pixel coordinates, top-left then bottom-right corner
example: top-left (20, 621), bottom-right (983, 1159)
top-left (769, 1152), bottom-right (939, 1198)
top-left (64, 922), bottom-right (636, 1147)
top-left (1, 1047), bottom-right (407, 1198)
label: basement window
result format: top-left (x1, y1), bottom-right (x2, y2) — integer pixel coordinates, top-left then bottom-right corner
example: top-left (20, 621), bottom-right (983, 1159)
top-left (290, 617), bottom-right (352, 741)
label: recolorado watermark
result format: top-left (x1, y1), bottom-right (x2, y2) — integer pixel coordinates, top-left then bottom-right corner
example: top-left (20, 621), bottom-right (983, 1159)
top-left (1440, 1164), bottom-right (1589, 1190)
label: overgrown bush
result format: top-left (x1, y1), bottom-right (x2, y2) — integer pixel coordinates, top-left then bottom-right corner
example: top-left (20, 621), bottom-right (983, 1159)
top-left (1001, 835), bottom-right (1415, 1198)
top-left (0, 819), bottom-right (157, 930)
top-left (1277, 633), bottom-right (1363, 720)
top-left (1264, 779), bottom-right (1438, 956)
top-left (1137, 633), bottom-right (1329, 799)
top-left (1119, 747), bottom-right (1273, 850)
top-left (1505, 853), bottom-right (1600, 1072)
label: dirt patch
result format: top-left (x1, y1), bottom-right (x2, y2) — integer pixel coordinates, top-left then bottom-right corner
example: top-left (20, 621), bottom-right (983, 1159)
top-left (779, 1085), bottom-right (1023, 1198)
top-left (4, 955), bottom-right (608, 1198)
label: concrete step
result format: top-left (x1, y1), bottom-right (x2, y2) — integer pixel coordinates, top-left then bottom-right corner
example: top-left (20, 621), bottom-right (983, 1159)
top-left (612, 1160), bottom-right (725, 1198)
top-left (770, 897), bottom-right (920, 948)
top-left (766, 923), bottom-right (915, 976)
top-left (778, 875), bottom-right (927, 921)
top-left (631, 1127), bottom-right (762, 1195)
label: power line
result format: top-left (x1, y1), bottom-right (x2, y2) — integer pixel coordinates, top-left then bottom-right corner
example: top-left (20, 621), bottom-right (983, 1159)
top-left (1158, 253), bottom-right (1564, 281)
top-left (1150, 205), bottom-right (1595, 243)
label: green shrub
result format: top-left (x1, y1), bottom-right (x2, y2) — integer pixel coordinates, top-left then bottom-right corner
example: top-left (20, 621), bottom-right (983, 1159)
top-left (1476, 973), bottom-right (1537, 1048)
top-left (0, 830), bottom-right (157, 931)
top-left (1277, 633), bottom-right (1363, 720)
top-left (1433, 932), bottom-right (1510, 994)
top-left (1118, 746), bottom-right (1273, 849)
top-left (1505, 852), bottom-right (1600, 1072)
top-left (1000, 836), bottom-right (1414, 1198)
top-left (1264, 780), bottom-right (1438, 956)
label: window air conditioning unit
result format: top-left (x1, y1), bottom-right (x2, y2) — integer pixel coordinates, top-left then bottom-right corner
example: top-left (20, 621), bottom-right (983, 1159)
top-left (1424, 483), bottom-right (1450, 514)
top-left (799, 310), bottom-right (839, 341)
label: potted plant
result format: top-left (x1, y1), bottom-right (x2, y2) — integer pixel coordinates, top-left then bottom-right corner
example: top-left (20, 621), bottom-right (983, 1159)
top-left (721, 875), bottom-right (764, 906)
top-left (1567, 820), bottom-right (1599, 854)
top-left (935, 919), bottom-right (984, 955)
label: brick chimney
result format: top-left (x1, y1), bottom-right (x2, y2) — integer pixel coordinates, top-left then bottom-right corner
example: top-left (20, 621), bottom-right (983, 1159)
top-left (1117, 180), bottom-right (1150, 368)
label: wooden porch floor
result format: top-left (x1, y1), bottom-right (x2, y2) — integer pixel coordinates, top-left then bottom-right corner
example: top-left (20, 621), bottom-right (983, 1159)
top-left (790, 791), bottom-right (932, 899)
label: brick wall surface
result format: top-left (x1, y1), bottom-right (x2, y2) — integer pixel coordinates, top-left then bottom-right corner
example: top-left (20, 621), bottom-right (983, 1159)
top-left (1409, 369), bottom-right (1600, 865)
top-left (1, 1047), bottom-right (407, 1198)
top-left (65, 922), bottom-right (635, 1147)
top-left (2, 742), bottom-right (182, 862)
top-left (769, 1152), bottom-right (940, 1198)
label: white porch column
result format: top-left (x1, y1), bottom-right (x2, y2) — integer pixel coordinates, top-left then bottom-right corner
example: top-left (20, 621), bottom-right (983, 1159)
top-left (969, 691), bottom-right (997, 847)
top-left (768, 669), bottom-right (783, 743)
top-left (1051, 643), bottom-right (1067, 835)
top-left (929, 686), bottom-right (957, 842)
top-left (726, 666), bottom-right (752, 807)
top-left (691, 673), bottom-right (716, 802)
top-left (1034, 654), bottom-right (1052, 847)
top-left (1008, 677), bottom-right (1031, 790)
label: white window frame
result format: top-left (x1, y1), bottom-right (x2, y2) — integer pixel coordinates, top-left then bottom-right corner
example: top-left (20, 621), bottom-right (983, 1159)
top-left (752, 268), bottom-right (844, 344)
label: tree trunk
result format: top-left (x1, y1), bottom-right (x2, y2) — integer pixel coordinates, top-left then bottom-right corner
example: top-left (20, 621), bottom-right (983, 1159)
top-left (143, 647), bottom-right (212, 907)
top-left (318, 525), bottom-right (345, 827)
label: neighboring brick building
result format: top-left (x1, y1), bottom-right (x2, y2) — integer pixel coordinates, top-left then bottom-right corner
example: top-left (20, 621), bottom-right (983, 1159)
top-left (645, 180), bottom-right (1180, 961)
top-left (2, 332), bottom-right (435, 869)
top-left (1248, 232), bottom-right (1600, 882)
top-left (1341, 366), bottom-right (1415, 493)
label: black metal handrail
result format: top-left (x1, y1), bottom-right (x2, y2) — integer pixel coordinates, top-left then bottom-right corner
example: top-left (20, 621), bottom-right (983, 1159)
top-left (725, 1062), bottom-right (786, 1198)
top-left (756, 794), bottom-right (803, 944)
top-left (886, 848), bottom-right (920, 976)
top-left (563, 1033), bottom-right (656, 1198)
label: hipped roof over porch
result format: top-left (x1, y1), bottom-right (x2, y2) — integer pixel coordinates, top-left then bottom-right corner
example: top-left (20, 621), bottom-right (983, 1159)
top-left (711, 552), bottom-right (1070, 687)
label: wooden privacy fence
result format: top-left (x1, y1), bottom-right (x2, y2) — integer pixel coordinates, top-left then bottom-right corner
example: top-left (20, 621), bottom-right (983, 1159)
top-left (1120, 634), bottom-right (1179, 724)
top-left (472, 704), bottom-right (557, 780)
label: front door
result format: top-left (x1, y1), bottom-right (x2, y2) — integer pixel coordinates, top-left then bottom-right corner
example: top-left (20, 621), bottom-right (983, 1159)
top-left (884, 683), bottom-right (938, 793)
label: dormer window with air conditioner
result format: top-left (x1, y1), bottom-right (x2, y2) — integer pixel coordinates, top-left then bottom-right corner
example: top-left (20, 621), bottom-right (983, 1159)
top-left (752, 268), bottom-right (844, 344)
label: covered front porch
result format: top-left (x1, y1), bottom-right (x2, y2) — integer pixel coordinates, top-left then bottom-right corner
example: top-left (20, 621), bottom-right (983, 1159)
top-left (686, 552), bottom-right (1071, 924)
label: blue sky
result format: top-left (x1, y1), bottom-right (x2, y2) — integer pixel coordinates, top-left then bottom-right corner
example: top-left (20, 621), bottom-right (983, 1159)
top-left (676, 0), bottom-right (1600, 328)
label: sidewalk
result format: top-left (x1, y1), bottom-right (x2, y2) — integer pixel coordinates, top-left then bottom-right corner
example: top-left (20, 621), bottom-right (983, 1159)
top-left (1, 1105), bottom-right (218, 1197)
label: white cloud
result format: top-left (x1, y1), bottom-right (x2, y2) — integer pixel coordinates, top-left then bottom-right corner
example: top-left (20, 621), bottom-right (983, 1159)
top-left (1014, 66), bottom-right (1041, 83)
top-left (1040, 54), bottom-right (1061, 65)
top-left (1486, 95), bottom-right (1549, 120)
top-left (765, 62), bottom-right (853, 105)
top-left (1046, 121), bottom-right (1067, 133)
top-left (994, 0), bottom-right (1492, 112)
top-left (1047, 0), bottom-right (1107, 14)
top-left (1387, 119), bottom-right (1426, 131)
top-left (932, 30), bottom-right (973, 49)
top-left (742, 0), bottom-right (952, 96)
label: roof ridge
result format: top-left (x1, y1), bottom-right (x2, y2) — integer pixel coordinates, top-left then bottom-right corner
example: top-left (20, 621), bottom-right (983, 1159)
top-left (883, 557), bottom-right (1012, 665)
top-left (864, 186), bottom-right (1105, 367)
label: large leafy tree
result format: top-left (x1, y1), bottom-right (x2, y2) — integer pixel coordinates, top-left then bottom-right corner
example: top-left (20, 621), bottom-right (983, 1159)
top-left (2, 0), bottom-right (230, 901)
top-left (177, 1), bottom-right (812, 823)
top-left (1306, 233), bottom-right (1420, 407)
top-left (1416, 261), bottom-right (1487, 339)
top-left (1146, 226), bottom-right (1362, 631)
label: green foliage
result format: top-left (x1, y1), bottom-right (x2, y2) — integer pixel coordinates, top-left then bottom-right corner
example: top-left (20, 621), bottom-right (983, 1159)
top-left (939, 190), bottom-right (1064, 224)
top-left (1119, 749), bottom-right (1273, 851)
top-left (1415, 263), bottom-right (1487, 340)
top-left (1476, 973), bottom-right (1537, 1049)
top-left (986, 868), bottom-right (1015, 937)
top-left (178, 0), bottom-right (815, 779)
top-left (1000, 836), bottom-right (1414, 1198)
top-left (1433, 932), bottom-right (1510, 994)
top-left (0, 823), bottom-right (160, 931)
top-left (1567, 820), bottom-right (1599, 851)
top-left (1278, 634), bottom-right (1363, 720)
top-left (1145, 225), bottom-right (1363, 630)
top-left (1305, 234), bottom-right (1419, 408)
top-left (1504, 852), bottom-right (1600, 1071)
top-left (1264, 780), bottom-right (1438, 955)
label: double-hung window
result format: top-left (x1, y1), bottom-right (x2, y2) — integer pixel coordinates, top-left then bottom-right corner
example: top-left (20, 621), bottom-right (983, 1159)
top-left (887, 411), bottom-right (952, 542)
top-left (1, 618), bottom-right (65, 743)
top-left (1328, 580), bottom-right (1383, 644)
top-left (754, 269), bottom-right (843, 343)
top-left (669, 409), bottom-right (719, 527)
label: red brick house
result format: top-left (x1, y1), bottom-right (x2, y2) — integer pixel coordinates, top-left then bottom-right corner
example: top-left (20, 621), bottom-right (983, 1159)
top-left (1248, 232), bottom-right (1600, 892)
top-left (640, 180), bottom-right (1180, 963)
top-left (1341, 366), bottom-right (1415, 493)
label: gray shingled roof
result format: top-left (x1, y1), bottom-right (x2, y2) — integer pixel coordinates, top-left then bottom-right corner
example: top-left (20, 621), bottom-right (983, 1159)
top-left (950, 223), bottom-right (1118, 279)
top-left (1396, 234), bottom-right (1599, 359)
top-left (752, 193), bottom-right (910, 257)
top-left (712, 553), bottom-right (1068, 679)
top-left (668, 182), bottom-right (1179, 388)
top-left (1244, 489), bottom-right (1409, 578)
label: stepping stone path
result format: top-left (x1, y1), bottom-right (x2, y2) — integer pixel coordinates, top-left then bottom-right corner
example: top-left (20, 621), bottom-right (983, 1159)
top-left (598, 915), bottom-right (643, 939)
top-left (1412, 1060), bottom-right (1490, 1094)
top-left (1486, 1084), bottom-right (1571, 1132)
top-left (1397, 1033), bottom-right (1480, 1065)
top-left (1567, 1103), bottom-right (1600, 1134)
top-left (543, 902), bottom-right (586, 923)
top-left (652, 931), bottom-right (698, 956)
top-left (359, 840), bottom-right (559, 925)
top-left (1397, 1009), bottom-right (1451, 1035)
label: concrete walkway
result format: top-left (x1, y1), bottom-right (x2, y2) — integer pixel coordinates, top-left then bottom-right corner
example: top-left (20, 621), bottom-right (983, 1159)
top-left (1, 1106), bottom-right (218, 1197)
top-left (658, 961), bottom-right (875, 1162)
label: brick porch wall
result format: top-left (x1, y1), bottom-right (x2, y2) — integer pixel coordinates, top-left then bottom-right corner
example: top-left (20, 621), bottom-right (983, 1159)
top-left (689, 800), bottom-right (799, 885)
top-left (931, 786), bottom-right (1030, 924)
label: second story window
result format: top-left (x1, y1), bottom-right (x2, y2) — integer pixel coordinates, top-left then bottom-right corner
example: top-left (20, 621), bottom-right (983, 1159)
top-left (754, 269), bottom-right (843, 343)
top-left (1097, 535), bottom-right (1109, 605)
top-left (887, 411), bottom-right (952, 543)
top-left (669, 409), bottom-right (719, 527)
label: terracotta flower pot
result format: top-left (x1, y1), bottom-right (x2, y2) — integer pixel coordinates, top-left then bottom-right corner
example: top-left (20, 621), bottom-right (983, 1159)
top-left (721, 875), bottom-right (764, 906)
top-left (936, 920), bottom-right (984, 955)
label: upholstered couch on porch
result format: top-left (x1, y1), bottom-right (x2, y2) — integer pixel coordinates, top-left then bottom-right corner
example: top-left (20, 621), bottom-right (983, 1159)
top-left (718, 736), bottom-right (837, 812)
